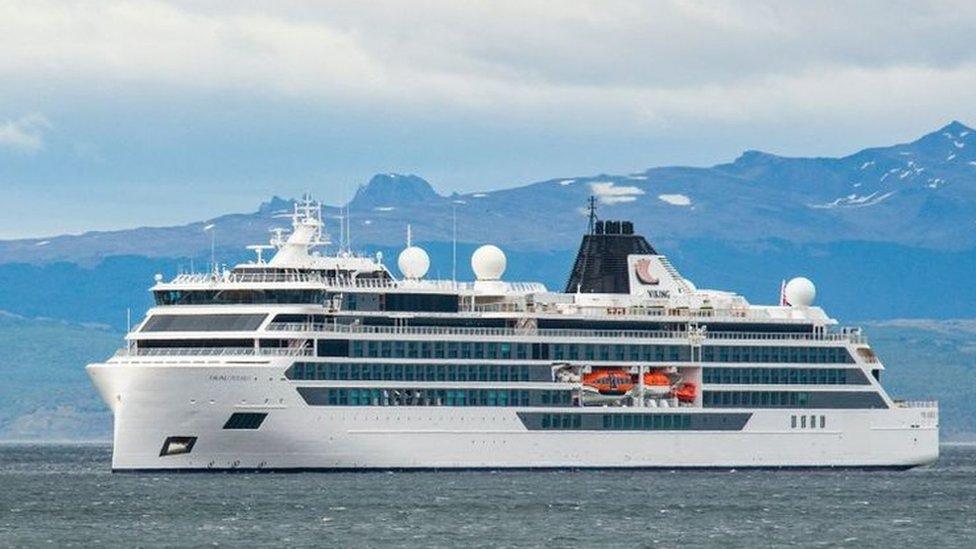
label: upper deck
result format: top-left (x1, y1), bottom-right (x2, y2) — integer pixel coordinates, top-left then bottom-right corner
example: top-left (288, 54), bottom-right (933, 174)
top-left (147, 195), bottom-right (835, 328)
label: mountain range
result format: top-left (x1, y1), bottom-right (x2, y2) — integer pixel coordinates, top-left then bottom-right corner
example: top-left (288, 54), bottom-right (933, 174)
top-left (0, 121), bottom-right (974, 325)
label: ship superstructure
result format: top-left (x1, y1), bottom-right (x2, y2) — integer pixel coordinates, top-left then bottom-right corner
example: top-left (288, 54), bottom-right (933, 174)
top-left (88, 196), bottom-right (938, 470)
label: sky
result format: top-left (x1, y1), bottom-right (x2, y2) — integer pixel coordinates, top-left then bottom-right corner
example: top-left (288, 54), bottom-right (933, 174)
top-left (2, 0), bottom-right (976, 238)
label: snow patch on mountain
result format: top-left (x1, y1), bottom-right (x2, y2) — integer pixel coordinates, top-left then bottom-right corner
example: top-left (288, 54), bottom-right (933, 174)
top-left (658, 194), bottom-right (692, 206)
top-left (811, 191), bottom-right (896, 209)
top-left (557, 179), bottom-right (575, 186)
top-left (590, 182), bottom-right (644, 205)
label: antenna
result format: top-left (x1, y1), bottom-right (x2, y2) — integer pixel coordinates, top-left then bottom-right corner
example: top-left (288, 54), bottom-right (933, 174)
top-left (451, 199), bottom-right (466, 284)
top-left (406, 224), bottom-right (413, 247)
top-left (347, 204), bottom-right (352, 251)
top-left (587, 195), bottom-right (598, 234)
top-left (247, 245), bottom-right (273, 264)
top-left (338, 204), bottom-right (345, 253)
top-left (577, 196), bottom-right (598, 293)
top-left (317, 197), bottom-right (324, 247)
top-left (452, 203), bottom-right (457, 283)
top-left (203, 223), bottom-right (216, 275)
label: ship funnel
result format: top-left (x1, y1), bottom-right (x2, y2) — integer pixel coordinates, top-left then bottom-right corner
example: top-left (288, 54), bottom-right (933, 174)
top-left (564, 218), bottom-right (657, 294)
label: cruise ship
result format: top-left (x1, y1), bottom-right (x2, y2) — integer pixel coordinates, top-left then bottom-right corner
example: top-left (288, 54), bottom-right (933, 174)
top-left (87, 197), bottom-right (939, 470)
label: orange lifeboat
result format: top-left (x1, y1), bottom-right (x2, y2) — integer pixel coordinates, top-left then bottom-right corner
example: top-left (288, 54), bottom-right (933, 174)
top-left (642, 371), bottom-right (670, 386)
top-left (582, 369), bottom-right (634, 395)
top-left (675, 382), bottom-right (697, 403)
top-left (642, 371), bottom-right (672, 396)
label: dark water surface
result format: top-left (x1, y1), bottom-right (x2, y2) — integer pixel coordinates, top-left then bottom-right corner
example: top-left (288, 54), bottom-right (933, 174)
top-left (0, 444), bottom-right (973, 548)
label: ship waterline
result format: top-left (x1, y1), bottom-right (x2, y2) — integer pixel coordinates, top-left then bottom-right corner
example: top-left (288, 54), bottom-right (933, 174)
top-left (88, 197), bottom-right (939, 470)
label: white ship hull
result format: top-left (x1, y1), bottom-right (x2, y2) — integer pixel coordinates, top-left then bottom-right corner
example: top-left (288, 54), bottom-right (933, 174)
top-left (88, 361), bottom-right (939, 471)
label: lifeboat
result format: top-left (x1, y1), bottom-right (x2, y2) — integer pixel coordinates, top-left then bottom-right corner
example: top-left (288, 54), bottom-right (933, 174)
top-left (582, 369), bottom-right (634, 395)
top-left (642, 371), bottom-right (672, 396)
top-left (675, 382), bottom-right (697, 403)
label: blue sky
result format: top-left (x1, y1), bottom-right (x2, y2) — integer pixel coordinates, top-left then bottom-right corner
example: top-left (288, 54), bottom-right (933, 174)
top-left (2, 1), bottom-right (976, 238)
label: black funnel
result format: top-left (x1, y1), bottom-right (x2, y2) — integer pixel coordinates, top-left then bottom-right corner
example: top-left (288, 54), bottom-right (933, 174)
top-left (564, 219), bottom-right (656, 294)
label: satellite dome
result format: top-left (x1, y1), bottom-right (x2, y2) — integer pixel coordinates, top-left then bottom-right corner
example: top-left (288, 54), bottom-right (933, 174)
top-left (398, 246), bottom-right (430, 279)
top-left (785, 277), bottom-right (816, 307)
top-left (471, 245), bottom-right (506, 280)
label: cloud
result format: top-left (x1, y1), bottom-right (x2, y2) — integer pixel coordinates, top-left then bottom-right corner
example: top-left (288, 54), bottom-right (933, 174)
top-left (658, 194), bottom-right (692, 206)
top-left (590, 181), bottom-right (644, 205)
top-left (0, 113), bottom-right (51, 153)
top-left (2, 2), bottom-right (976, 131)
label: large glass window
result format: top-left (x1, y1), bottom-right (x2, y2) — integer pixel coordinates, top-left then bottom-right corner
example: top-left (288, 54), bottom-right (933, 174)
top-left (703, 390), bottom-right (884, 409)
top-left (286, 362), bottom-right (552, 382)
top-left (142, 313), bottom-right (267, 332)
top-left (298, 387), bottom-right (573, 407)
top-left (154, 289), bottom-right (328, 305)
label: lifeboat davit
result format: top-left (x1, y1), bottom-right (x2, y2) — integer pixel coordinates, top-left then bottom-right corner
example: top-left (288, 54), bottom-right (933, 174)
top-left (642, 371), bottom-right (672, 396)
top-left (580, 386), bottom-right (626, 406)
top-left (583, 369), bottom-right (634, 395)
top-left (675, 382), bottom-right (697, 403)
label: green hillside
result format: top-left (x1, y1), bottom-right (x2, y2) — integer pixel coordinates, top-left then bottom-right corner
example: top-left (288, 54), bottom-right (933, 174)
top-left (0, 313), bottom-right (117, 440)
top-left (865, 319), bottom-right (976, 440)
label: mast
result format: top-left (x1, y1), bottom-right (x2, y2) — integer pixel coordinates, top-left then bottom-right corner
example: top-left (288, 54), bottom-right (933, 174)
top-left (587, 195), bottom-right (598, 235)
top-left (452, 203), bottom-right (457, 284)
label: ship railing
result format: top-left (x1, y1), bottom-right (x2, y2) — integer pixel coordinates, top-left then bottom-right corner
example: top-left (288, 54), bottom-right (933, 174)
top-left (894, 400), bottom-right (938, 409)
top-left (465, 302), bottom-right (767, 320)
top-left (170, 272), bottom-right (328, 284)
top-left (265, 322), bottom-right (864, 342)
top-left (166, 272), bottom-right (484, 291)
top-left (169, 272), bottom-right (397, 286)
top-left (114, 347), bottom-right (313, 357)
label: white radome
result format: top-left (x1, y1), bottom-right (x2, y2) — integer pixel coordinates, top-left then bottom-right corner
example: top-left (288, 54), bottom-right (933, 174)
top-left (472, 244), bottom-right (506, 280)
top-left (785, 277), bottom-right (816, 307)
top-left (397, 246), bottom-right (430, 279)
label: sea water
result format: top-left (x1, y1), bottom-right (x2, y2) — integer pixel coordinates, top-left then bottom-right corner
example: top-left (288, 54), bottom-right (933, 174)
top-left (0, 443), bottom-right (973, 548)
